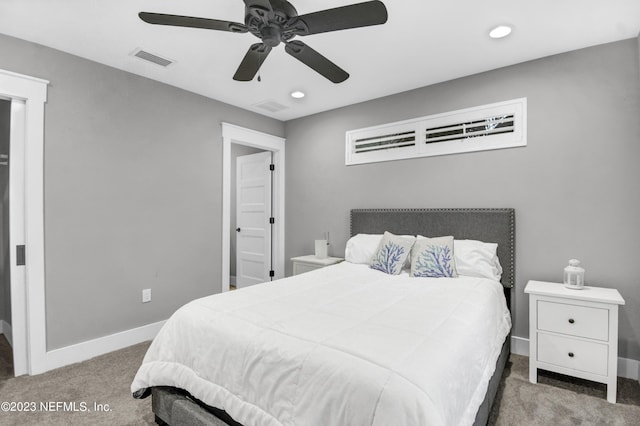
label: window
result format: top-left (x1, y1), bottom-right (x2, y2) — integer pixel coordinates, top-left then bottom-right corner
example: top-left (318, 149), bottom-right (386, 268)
top-left (346, 98), bottom-right (526, 165)
top-left (353, 130), bottom-right (416, 154)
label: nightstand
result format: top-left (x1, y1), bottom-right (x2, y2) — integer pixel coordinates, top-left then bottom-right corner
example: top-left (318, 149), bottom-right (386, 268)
top-left (525, 280), bottom-right (625, 403)
top-left (291, 255), bottom-right (343, 275)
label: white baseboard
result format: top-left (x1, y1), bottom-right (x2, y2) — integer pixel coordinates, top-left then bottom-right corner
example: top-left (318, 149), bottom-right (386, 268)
top-left (510, 335), bottom-right (639, 382)
top-left (510, 335), bottom-right (529, 357)
top-left (36, 319), bottom-right (166, 375)
top-left (618, 357), bottom-right (640, 382)
top-left (0, 320), bottom-right (12, 347)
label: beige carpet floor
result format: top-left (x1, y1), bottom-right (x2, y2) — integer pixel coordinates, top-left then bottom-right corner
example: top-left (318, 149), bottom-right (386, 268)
top-left (489, 354), bottom-right (640, 425)
top-left (0, 339), bottom-right (153, 426)
top-left (0, 335), bottom-right (638, 425)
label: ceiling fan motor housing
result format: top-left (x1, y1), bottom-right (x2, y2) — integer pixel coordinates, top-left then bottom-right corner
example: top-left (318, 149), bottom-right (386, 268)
top-left (245, 0), bottom-right (298, 46)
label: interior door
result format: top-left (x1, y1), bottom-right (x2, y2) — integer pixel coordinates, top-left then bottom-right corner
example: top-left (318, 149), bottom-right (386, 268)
top-left (9, 99), bottom-right (27, 375)
top-left (236, 151), bottom-right (272, 288)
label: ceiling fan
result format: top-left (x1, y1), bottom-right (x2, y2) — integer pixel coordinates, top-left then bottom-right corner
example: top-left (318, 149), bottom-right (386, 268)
top-left (139, 0), bottom-right (388, 83)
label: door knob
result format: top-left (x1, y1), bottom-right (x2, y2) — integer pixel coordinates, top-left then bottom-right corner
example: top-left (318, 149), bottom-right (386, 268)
top-left (236, 227), bottom-right (241, 232)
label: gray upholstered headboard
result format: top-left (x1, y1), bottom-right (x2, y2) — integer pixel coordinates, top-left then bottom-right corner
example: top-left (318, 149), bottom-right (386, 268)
top-left (350, 208), bottom-right (515, 290)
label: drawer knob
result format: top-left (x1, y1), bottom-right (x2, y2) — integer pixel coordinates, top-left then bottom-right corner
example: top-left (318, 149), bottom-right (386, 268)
top-left (568, 318), bottom-right (575, 324)
top-left (568, 352), bottom-right (574, 358)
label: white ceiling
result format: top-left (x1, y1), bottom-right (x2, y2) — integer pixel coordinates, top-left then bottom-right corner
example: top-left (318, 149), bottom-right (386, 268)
top-left (1, 0), bottom-right (639, 121)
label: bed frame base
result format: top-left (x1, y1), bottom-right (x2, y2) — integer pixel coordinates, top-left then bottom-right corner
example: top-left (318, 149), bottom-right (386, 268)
top-left (152, 386), bottom-right (238, 426)
top-left (150, 336), bottom-right (510, 426)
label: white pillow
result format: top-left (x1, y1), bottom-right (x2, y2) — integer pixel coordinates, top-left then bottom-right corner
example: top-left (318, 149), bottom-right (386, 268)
top-left (345, 234), bottom-right (383, 264)
top-left (453, 239), bottom-right (503, 281)
top-left (370, 232), bottom-right (416, 275)
top-left (411, 236), bottom-right (458, 278)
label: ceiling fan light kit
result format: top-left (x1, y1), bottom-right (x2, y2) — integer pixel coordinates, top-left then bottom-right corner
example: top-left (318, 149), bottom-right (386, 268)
top-left (139, 0), bottom-right (388, 83)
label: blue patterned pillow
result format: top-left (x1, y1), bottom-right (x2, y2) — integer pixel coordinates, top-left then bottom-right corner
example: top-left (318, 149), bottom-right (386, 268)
top-left (370, 232), bottom-right (416, 275)
top-left (411, 236), bottom-right (458, 278)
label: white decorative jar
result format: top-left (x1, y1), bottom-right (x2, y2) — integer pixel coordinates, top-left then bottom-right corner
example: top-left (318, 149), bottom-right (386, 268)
top-left (564, 259), bottom-right (585, 289)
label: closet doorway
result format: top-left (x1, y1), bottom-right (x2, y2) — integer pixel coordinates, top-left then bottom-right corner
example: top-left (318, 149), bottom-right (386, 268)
top-left (0, 96), bottom-right (27, 377)
top-left (0, 69), bottom-right (47, 376)
top-left (221, 123), bottom-right (285, 293)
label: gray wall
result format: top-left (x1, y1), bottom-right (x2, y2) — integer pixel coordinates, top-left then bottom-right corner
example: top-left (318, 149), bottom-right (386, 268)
top-left (1, 29), bottom-right (638, 361)
top-left (0, 99), bottom-right (9, 328)
top-left (284, 38), bottom-right (640, 361)
top-left (0, 33), bottom-right (284, 350)
top-left (229, 144), bottom-right (265, 279)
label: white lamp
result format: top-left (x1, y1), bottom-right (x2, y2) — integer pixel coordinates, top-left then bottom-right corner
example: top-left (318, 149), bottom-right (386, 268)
top-left (314, 232), bottom-right (329, 258)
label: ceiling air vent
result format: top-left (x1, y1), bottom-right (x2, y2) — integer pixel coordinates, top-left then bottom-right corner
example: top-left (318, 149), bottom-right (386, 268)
top-left (253, 100), bottom-right (289, 113)
top-left (132, 48), bottom-right (174, 67)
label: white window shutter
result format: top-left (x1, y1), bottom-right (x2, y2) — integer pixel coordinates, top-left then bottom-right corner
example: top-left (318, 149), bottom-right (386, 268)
top-left (346, 98), bottom-right (527, 165)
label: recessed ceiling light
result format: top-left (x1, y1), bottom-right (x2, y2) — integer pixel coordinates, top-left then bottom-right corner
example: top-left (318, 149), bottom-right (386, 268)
top-left (489, 25), bottom-right (512, 39)
top-left (290, 90), bottom-right (305, 99)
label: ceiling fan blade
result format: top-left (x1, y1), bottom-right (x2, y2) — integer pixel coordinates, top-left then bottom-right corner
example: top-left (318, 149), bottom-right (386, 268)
top-left (242, 0), bottom-right (272, 11)
top-left (233, 43), bottom-right (272, 81)
top-left (289, 0), bottom-right (387, 36)
top-left (285, 40), bottom-right (349, 83)
top-left (139, 12), bottom-right (247, 33)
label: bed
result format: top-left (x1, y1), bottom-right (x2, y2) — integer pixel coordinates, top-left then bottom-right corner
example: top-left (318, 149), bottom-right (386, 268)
top-left (132, 208), bottom-right (515, 426)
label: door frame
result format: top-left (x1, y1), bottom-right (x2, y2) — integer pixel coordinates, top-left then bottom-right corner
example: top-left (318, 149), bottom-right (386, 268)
top-left (221, 123), bottom-right (285, 293)
top-left (0, 69), bottom-right (48, 376)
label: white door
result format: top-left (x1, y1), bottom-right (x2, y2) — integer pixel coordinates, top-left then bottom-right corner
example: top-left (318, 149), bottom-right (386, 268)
top-left (8, 99), bottom-right (27, 376)
top-left (236, 151), bottom-right (272, 288)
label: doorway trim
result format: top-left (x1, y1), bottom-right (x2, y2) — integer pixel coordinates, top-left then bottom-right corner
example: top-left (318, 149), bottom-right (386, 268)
top-left (222, 123), bottom-right (285, 292)
top-left (0, 69), bottom-right (48, 376)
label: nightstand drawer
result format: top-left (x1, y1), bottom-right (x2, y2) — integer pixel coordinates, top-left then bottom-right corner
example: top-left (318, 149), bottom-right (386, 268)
top-left (291, 255), bottom-right (344, 276)
top-left (537, 333), bottom-right (608, 376)
top-left (293, 262), bottom-right (321, 275)
top-left (537, 301), bottom-right (609, 341)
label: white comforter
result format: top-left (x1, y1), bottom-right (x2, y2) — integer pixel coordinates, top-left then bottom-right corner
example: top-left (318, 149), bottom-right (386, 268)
top-left (131, 262), bottom-right (511, 426)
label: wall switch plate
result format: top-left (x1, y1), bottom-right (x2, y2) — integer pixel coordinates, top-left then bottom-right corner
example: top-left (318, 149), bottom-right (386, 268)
top-left (142, 288), bottom-right (151, 303)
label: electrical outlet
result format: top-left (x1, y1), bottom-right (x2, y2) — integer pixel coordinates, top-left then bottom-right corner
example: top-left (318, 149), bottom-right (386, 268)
top-left (142, 288), bottom-right (151, 303)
